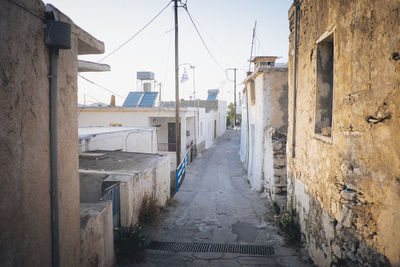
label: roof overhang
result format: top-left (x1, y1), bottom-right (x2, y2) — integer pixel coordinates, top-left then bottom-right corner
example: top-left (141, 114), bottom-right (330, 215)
top-left (46, 4), bottom-right (105, 55)
top-left (78, 60), bottom-right (110, 72)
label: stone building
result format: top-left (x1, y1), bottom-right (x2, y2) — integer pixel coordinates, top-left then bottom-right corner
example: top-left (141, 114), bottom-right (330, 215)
top-left (240, 56), bottom-right (288, 204)
top-left (287, 1), bottom-right (400, 266)
top-left (0, 0), bottom-right (108, 266)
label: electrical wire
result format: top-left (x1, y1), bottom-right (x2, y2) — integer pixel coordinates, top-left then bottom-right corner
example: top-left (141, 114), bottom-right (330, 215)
top-left (189, 13), bottom-right (243, 66)
top-left (78, 74), bottom-right (125, 99)
top-left (78, 94), bottom-right (86, 115)
top-left (183, 7), bottom-right (225, 73)
top-left (98, 1), bottom-right (173, 62)
top-left (162, 5), bottom-right (175, 92)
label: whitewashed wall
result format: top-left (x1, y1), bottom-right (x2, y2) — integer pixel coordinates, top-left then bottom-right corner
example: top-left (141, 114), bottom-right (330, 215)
top-left (79, 128), bottom-right (157, 154)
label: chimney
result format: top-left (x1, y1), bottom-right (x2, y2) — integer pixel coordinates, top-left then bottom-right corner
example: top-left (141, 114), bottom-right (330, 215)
top-left (110, 95), bottom-right (116, 106)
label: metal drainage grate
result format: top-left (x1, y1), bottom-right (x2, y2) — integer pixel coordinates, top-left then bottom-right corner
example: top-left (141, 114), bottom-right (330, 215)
top-left (148, 241), bottom-right (274, 256)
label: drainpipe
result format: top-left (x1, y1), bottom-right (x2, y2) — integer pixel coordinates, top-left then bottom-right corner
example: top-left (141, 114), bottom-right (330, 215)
top-left (291, 1), bottom-right (299, 158)
top-left (45, 11), bottom-right (71, 267)
top-left (49, 45), bottom-right (60, 267)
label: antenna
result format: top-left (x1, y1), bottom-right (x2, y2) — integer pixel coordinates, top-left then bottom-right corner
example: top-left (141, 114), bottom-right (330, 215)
top-left (248, 20), bottom-right (257, 72)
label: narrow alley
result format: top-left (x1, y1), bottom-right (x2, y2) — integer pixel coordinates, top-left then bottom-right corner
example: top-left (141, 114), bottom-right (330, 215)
top-left (134, 130), bottom-right (309, 266)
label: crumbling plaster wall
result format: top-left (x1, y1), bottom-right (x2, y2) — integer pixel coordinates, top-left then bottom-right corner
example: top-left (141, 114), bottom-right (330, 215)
top-left (0, 1), bottom-right (81, 266)
top-left (246, 69), bottom-right (288, 194)
top-left (287, 1), bottom-right (400, 266)
top-left (100, 155), bottom-right (170, 227)
top-left (80, 202), bottom-right (114, 267)
top-left (262, 69), bottom-right (288, 204)
top-left (0, 1), bottom-right (52, 265)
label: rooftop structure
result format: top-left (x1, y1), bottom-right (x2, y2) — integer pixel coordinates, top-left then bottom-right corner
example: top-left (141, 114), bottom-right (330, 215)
top-left (251, 56), bottom-right (282, 72)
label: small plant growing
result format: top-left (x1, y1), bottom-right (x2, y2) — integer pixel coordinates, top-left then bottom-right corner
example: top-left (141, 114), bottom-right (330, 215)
top-left (275, 208), bottom-right (301, 245)
top-left (139, 194), bottom-right (160, 224)
top-left (115, 225), bottom-right (146, 264)
top-left (272, 201), bottom-right (281, 215)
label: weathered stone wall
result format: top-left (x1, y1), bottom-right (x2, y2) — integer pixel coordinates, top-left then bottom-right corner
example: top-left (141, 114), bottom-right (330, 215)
top-left (263, 69), bottom-right (288, 204)
top-left (264, 129), bottom-right (287, 206)
top-left (287, 1), bottom-right (400, 265)
top-left (0, 1), bottom-right (84, 266)
top-left (81, 153), bottom-right (171, 227)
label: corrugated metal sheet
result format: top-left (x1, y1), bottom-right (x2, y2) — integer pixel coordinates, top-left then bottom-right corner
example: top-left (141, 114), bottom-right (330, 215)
top-left (123, 92), bottom-right (143, 107)
top-left (139, 92), bottom-right (158, 107)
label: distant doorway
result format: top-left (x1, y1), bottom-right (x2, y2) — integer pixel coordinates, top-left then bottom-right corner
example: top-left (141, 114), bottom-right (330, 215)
top-left (168, 123), bottom-right (176, 151)
top-left (168, 122), bottom-right (181, 152)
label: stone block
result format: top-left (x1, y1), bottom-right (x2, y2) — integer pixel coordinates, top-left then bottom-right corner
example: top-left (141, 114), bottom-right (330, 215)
top-left (339, 206), bottom-right (352, 228)
top-left (274, 168), bottom-right (287, 177)
top-left (340, 190), bottom-right (356, 202)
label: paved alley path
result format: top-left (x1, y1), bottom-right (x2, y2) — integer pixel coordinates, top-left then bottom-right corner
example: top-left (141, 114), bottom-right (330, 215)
top-left (134, 130), bottom-right (309, 266)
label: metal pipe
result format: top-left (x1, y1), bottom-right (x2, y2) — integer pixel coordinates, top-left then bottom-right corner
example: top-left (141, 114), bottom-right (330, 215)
top-left (45, 12), bottom-right (71, 267)
top-left (49, 46), bottom-right (60, 267)
top-left (291, 1), bottom-right (299, 158)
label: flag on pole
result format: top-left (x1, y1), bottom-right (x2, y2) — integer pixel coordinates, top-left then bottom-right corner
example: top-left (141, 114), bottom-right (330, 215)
top-left (180, 68), bottom-right (188, 83)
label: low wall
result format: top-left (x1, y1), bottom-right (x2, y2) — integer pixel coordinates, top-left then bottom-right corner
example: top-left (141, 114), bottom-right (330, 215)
top-left (80, 202), bottom-right (114, 267)
top-left (99, 155), bottom-right (170, 226)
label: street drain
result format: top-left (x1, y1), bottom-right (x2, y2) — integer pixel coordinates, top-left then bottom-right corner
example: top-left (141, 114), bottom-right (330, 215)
top-left (148, 241), bottom-right (274, 255)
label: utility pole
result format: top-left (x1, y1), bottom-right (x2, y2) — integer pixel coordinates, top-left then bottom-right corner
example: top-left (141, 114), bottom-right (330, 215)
top-left (233, 68), bottom-right (237, 127)
top-left (158, 82), bottom-right (162, 105)
top-left (249, 21), bottom-right (257, 72)
top-left (174, 0), bottom-right (180, 167)
top-left (225, 68), bottom-right (237, 127)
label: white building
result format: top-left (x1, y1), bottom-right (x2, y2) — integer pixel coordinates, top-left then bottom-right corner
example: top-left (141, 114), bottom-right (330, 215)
top-left (161, 99), bottom-right (227, 152)
top-left (78, 106), bottom-right (198, 167)
top-left (240, 56), bottom-right (288, 205)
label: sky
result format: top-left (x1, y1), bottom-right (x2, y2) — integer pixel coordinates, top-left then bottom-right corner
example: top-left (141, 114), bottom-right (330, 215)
top-left (46, 0), bottom-right (293, 106)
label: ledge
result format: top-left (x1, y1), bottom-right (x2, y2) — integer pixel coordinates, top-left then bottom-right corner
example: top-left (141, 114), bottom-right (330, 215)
top-left (78, 60), bottom-right (110, 72)
top-left (312, 133), bottom-right (333, 144)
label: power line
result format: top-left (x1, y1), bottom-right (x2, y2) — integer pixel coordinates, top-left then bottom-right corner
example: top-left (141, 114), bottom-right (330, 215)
top-left (78, 74), bottom-right (125, 99)
top-left (183, 7), bottom-right (225, 73)
top-left (189, 13), bottom-right (243, 66)
top-left (98, 1), bottom-right (173, 62)
top-left (162, 6), bottom-right (175, 91)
